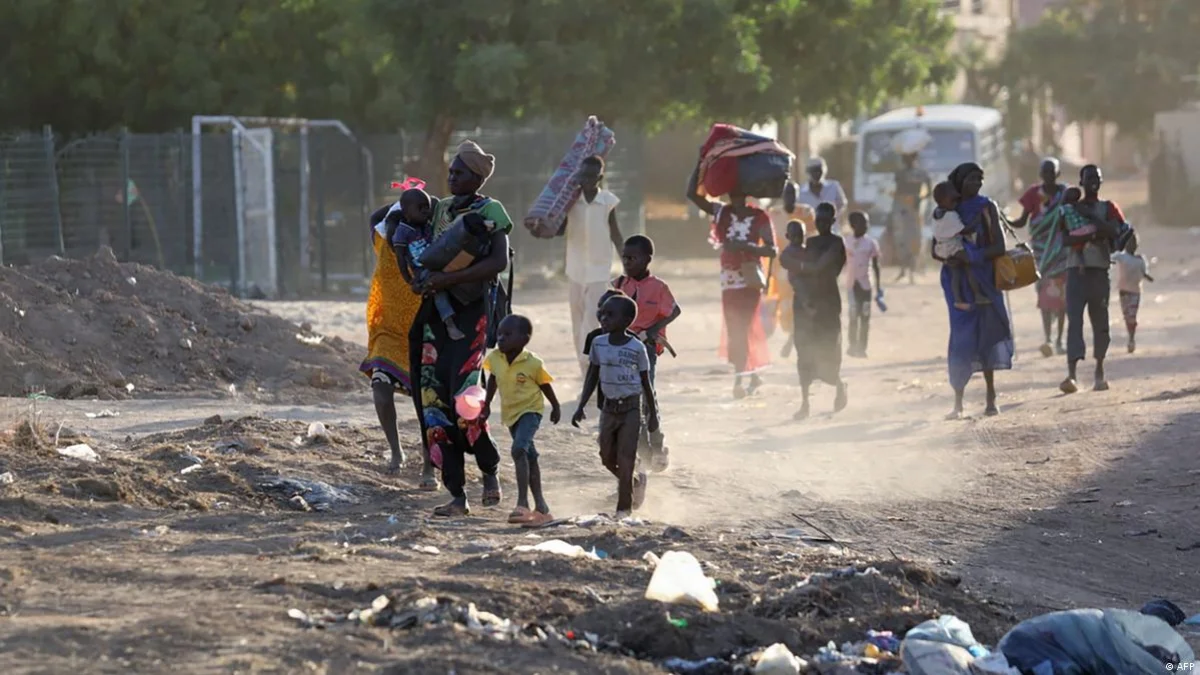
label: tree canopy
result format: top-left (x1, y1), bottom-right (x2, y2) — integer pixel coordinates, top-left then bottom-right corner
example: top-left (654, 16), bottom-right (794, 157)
top-left (1004, 0), bottom-right (1200, 134)
top-left (2, 0), bottom-right (956, 167)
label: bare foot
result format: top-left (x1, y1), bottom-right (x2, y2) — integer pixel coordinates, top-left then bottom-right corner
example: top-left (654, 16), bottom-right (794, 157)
top-left (446, 322), bottom-right (466, 341)
top-left (1059, 378), bottom-right (1079, 395)
top-left (793, 402), bottom-right (811, 421)
top-left (1039, 342), bottom-right (1054, 358)
top-left (945, 409), bottom-right (965, 421)
top-left (733, 382), bottom-right (747, 399)
top-left (1127, 338), bottom-right (1135, 354)
top-left (632, 472), bottom-right (648, 510)
top-left (1093, 379), bottom-right (1109, 392)
top-left (747, 374), bottom-right (763, 396)
top-left (954, 302), bottom-right (972, 311)
top-left (984, 404), bottom-right (999, 417)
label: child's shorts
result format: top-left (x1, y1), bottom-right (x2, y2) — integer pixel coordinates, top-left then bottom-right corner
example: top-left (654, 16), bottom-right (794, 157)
top-left (508, 412), bottom-right (542, 460)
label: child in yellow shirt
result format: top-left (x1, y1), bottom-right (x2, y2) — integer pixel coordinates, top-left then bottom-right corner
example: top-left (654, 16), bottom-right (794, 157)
top-left (482, 314), bottom-right (562, 526)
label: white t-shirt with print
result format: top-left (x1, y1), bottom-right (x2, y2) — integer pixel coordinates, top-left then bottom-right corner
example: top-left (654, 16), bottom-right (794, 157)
top-left (565, 189), bottom-right (620, 284)
top-left (845, 235), bottom-right (881, 291)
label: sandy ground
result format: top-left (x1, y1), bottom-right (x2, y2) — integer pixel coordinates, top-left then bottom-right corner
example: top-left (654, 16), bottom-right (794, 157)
top-left (2, 188), bottom-right (1199, 672)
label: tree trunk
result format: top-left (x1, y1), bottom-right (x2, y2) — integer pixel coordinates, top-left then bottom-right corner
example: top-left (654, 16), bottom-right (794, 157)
top-left (405, 113), bottom-right (456, 193)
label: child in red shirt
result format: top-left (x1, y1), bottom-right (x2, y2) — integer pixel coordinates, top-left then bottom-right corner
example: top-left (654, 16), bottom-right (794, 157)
top-left (614, 235), bottom-right (681, 472)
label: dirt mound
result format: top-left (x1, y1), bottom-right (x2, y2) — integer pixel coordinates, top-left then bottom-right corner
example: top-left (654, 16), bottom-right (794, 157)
top-left (0, 249), bottom-right (363, 400)
top-left (0, 415), bottom-right (398, 517)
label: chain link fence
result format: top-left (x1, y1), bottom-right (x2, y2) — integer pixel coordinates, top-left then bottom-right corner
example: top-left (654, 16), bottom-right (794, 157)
top-left (0, 122), bottom-right (645, 296)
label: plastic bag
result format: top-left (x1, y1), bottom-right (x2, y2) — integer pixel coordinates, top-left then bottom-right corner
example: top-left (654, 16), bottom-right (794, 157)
top-left (737, 153), bottom-right (791, 199)
top-left (754, 643), bottom-right (804, 674)
top-left (644, 551), bottom-right (719, 611)
top-left (513, 539), bottom-right (601, 560)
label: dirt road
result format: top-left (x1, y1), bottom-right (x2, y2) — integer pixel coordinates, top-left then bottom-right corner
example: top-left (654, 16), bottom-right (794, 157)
top-left (2, 214), bottom-right (1198, 672)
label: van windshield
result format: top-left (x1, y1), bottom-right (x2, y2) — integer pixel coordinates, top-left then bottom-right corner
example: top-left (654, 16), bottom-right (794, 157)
top-left (861, 128), bottom-right (976, 175)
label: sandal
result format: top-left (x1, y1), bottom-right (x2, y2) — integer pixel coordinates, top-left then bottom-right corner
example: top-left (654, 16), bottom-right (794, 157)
top-left (419, 469), bottom-right (441, 492)
top-left (521, 511), bottom-right (555, 528)
top-left (432, 501), bottom-right (469, 518)
top-left (507, 507), bottom-right (534, 524)
top-left (481, 475), bottom-right (502, 507)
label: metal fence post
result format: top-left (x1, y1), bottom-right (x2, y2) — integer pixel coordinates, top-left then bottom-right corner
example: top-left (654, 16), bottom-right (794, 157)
top-left (43, 125), bottom-right (65, 255)
top-left (315, 133), bottom-right (327, 293)
top-left (299, 123), bottom-right (310, 277)
top-left (120, 128), bottom-right (132, 260)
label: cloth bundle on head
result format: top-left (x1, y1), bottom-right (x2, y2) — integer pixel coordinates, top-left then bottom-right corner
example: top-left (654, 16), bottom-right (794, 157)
top-left (523, 116), bottom-right (616, 239)
top-left (696, 124), bottom-right (793, 198)
top-left (455, 140), bottom-right (495, 183)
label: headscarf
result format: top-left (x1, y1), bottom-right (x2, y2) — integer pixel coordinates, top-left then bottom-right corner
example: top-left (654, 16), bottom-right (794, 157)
top-left (454, 140), bottom-right (495, 183)
top-left (806, 156), bottom-right (827, 173)
top-left (948, 162), bottom-right (989, 229)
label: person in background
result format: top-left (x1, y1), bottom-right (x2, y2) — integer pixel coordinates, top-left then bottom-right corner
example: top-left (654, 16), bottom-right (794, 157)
top-left (781, 202), bottom-right (848, 420)
top-left (776, 205), bottom-right (815, 359)
top-left (844, 211), bottom-right (882, 358)
top-left (564, 155), bottom-right (623, 376)
top-left (572, 295), bottom-right (660, 519)
top-left (1060, 164), bottom-right (1129, 394)
top-left (890, 152), bottom-right (932, 284)
top-left (1012, 158), bottom-right (1070, 357)
top-left (361, 194), bottom-right (426, 474)
top-left (481, 314), bottom-right (561, 527)
top-left (796, 157), bottom-right (848, 222)
top-left (1112, 232), bottom-right (1153, 354)
top-left (613, 234), bottom-right (681, 471)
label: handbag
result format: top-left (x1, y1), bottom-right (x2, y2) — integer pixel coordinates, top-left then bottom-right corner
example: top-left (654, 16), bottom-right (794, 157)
top-left (741, 259), bottom-right (767, 292)
top-left (991, 208), bottom-right (1040, 291)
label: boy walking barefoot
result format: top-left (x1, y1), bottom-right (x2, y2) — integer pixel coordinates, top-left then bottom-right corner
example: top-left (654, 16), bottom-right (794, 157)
top-left (573, 295), bottom-right (660, 518)
top-left (482, 315), bottom-right (562, 527)
top-left (1112, 232), bottom-right (1153, 353)
top-left (613, 235), bottom-right (680, 472)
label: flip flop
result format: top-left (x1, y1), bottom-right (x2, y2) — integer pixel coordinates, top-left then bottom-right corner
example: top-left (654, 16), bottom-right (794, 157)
top-left (432, 502), bottom-right (469, 518)
top-left (507, 507), bottom-right (534, 524)
top-left (520, 512), bottom-right (555, 528)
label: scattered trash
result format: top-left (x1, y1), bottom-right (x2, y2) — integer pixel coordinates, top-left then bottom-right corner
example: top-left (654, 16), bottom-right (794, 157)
top-left (57, 443), bottom-right (99, 462)
top-left (1184, 613), bottom-right (1200, 626)
top-left (667, 615), bottom-right (689, 629)
top-left (1125, 528), bottom-right (1159, 537)
top-left (258, 477), bottom-right (356, 511)
top-left (1140, 599), bottom-right (1186, 627)
top-left (125, 383), bottom-right (135, 393)
top-left (513, 539), bottom-right (601, 560)
top-left (126, 276), bottom-right (137, 286)
top-left (753, 643), bottom-right (805, 674)
top-left (306, 422), bottom-right (329, 442)
top-left (866, 629), bottom-right (900, 653)
top-left (0, 471), bottom-right (14, 485)
top-left (1114, 499), bottom-right (1134, 507)
top-left (178, 337), bottom-right (193, 351)
top-left (180, 464), bottom-right (202, 475)
top-left (296, 332), bottom-right (324, 346)
top-left (797, 564), bottom-right (880, 588)
top-left (84, 410), bottom-right (119, 419)
top-left (662, 656), bottom-right (725, 674)
top-left (643, 551), bottom-right (661, 568)
top-left (411, 545), bottom-right (440, 555)
top-left (644, 551), bottom-right (719, 611)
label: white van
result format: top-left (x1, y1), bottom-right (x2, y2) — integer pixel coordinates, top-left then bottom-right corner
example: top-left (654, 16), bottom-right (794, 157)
top-left (854, 105), bottom-right (1011, 242)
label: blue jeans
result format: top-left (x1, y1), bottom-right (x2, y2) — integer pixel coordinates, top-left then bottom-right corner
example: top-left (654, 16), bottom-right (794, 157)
top-left (508, 412), bottom-right (542, 460)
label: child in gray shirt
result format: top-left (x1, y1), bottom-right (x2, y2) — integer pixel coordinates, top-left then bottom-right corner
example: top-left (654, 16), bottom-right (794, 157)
top-left (573, 294), bottom-right (659, 518)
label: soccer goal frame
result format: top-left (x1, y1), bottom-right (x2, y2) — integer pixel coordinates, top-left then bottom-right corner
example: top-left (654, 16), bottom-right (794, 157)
top-left (190, 116), bottom-right (374, 297)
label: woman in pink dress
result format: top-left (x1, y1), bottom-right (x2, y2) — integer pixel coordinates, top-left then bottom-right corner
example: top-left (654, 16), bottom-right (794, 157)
top-left (688, 171), bottom-right (777, 398)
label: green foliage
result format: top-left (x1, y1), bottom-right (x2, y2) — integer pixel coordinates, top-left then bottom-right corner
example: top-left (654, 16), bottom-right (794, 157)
top-left (1004, 0), bottom-right (1200, 133)
top-left (1, 0), bottom-right (957, 145)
